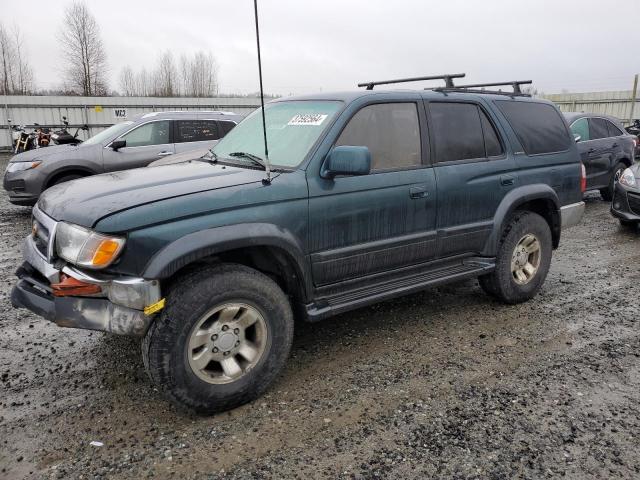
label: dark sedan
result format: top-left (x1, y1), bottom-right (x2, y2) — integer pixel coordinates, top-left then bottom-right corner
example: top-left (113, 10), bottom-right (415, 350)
top-left (610, 163), bottom-right (640, 227)
top-left (565, 113), bottom-right (636, 201)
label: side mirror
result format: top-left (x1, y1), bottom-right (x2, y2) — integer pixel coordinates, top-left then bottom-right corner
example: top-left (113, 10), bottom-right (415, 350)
top-left (573, 134), bottom-right (581, 143)
top-left (322, 146), bottom-right (371, 179)
top-left (111, 139), bottom-right (126, 151)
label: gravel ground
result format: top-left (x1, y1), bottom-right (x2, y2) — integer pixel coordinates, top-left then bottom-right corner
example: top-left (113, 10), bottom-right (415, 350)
top-left (1, 151), bottom-right (639, 479)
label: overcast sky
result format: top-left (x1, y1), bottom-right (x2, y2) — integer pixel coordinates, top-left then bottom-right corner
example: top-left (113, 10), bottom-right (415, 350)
top-left (1, 0), bottom-right (638, 96)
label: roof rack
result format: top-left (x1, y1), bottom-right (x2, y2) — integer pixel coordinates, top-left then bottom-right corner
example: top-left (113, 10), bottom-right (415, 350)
top-left (430, 80), bottom-right (533, 97)
top-left (357, 73), bottom-right (466, 90)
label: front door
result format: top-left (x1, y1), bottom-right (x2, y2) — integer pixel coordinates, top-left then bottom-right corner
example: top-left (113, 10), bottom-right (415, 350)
top-left (102, 120), bottom-right (175, 172)
top-left (427, 100), bottom-right (517, 258)
top-left (585, 117), bottom-right (613, 188)
top-left (307, 101), bottom-right (437, 286)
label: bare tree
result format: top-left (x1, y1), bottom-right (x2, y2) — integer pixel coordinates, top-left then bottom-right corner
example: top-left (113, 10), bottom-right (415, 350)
top-left (119, 65), bottom-right (136, 96)
top-left (0, 23), bottom-right (34, 95)
top-left (153, 51), bottom-right (177, 97)
top-left (136, 67), bottom-right (150, 96)
top-left (187, 51), bottom-right (218, 97)
top-left (58, 1), bottom-right (108, 95)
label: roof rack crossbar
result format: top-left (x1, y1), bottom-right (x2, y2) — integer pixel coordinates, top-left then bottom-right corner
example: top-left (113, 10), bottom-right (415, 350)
top-left (429, 80), bottom-right (533, 95)
top-left (357, 73), bottom-right (466, 90)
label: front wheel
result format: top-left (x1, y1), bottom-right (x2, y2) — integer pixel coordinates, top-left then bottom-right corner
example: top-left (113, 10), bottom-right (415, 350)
top-left (600, 162), bottom-right (626, 201)
top-left (143, 264), bottom-right (294, 414)
top-left (479, 211), bottom-right (552, 304)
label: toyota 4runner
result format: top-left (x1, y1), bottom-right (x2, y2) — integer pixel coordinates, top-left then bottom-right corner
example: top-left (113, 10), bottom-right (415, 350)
top-left (11, 75), bottom-right (586, 413)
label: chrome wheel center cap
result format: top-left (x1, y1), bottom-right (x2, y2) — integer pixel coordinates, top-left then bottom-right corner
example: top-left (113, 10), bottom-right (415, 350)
top-left (215, 332), bottom-right (237, 351)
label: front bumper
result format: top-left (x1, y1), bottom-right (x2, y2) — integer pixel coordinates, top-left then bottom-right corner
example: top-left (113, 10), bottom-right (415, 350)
top-left (560, 201), bottom-right (585, 229)
top-left (3, 169), bottom-right (42, 206)
top-left (11, 235), bottom-right (161, 336)
top-left (610, 182), bottom-right (640, 222)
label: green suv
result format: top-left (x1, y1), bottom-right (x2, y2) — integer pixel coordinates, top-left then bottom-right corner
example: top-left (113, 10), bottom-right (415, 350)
top-left (12, 77), bottom-right (585, 413)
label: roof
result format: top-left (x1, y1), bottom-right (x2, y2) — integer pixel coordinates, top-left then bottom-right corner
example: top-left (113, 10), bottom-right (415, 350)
top-left (131, 110), bottom-right (245, 121)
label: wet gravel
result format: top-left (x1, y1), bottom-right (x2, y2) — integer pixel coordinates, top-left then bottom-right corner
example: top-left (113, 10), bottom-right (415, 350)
top-left (1, 151), bottom-right (639, 479)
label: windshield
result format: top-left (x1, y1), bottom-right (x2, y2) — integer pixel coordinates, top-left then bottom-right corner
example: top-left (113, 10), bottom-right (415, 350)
top-left (212, 100), bottom-right (342, 168)
top-left (83, 121), bottom-right (134, 145)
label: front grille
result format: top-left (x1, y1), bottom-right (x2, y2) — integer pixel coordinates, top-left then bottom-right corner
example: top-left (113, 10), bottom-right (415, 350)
top-left (628, 192), bottom-right (640, 216)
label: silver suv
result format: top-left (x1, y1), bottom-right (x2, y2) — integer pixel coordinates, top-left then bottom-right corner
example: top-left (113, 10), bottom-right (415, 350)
top-left (3, 110), bottom-right (244, 206)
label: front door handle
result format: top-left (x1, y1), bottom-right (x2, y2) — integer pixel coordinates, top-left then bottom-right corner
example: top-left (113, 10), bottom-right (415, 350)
top-left (612, 143), bottom-right (619, 148)
top-left (157, 151), bottom-right (174, 157)
top-left (409, 186), bottom-right (429, 199)
top-left (500, 175), bottom-right (515, 186)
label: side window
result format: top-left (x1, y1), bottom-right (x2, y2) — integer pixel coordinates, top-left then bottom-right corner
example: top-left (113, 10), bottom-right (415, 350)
top-left (589, 118), bottom-right (609, 140)
top-left (570, 118), bottom-right (590, 141)
top-left (430, 102), bottom-right (485, 162)
top-left (176, 120), bottom-right (219, 143)
top-left (479, 109), bottom-right (504, 157)
top-left (336, 103), bottom-right (421, 171)
top-left (122, 121), bottom-right (170, 147)
top-left (218, 121), bottom-right (236, 136)
top-left (606, 120), bottom-right (623, 137)
top-left (496, 101), bottom-right (570, 155)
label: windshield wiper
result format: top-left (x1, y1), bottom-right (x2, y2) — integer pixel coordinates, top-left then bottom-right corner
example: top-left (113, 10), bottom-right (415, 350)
top-left (228, 151), bottom-right (266, 170)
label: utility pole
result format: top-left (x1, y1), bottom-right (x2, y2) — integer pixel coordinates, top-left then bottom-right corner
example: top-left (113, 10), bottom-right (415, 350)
top-left (629, 74), bottom-right (638, 125)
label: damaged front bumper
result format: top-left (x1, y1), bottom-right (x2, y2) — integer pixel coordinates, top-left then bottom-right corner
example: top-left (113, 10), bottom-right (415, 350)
top-left (11, 235), bottom-right (162, 336)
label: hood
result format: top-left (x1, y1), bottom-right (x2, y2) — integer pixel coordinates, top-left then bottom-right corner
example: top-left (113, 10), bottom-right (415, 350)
top-left (38, 162), bottom-right (268, 227)
top-left (9, 143), bottom-right (101, 163)
top-left (147, 147), bottom-right (210, 167)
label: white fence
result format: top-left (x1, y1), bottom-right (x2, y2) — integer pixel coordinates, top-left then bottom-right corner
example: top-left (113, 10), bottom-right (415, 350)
top-left (1, 95), bottom-right (262, 149)
top-left (541, 90), bottom-right (639, 124)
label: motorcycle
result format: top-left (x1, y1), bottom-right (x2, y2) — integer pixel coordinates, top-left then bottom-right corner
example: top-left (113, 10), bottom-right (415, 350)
top-left (33, 123), bottom-right (52, 148)
top-left (50, 116), bottom-right (88, 145)
top-left (11, 124), bottom-right (37, 154)
top-left (625, 120), bottom-right (640, 158)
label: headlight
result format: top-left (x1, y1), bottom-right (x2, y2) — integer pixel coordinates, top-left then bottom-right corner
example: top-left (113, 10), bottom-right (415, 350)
top-left (619, 168), bottom-right (637, 188)
top-left (56, 222), bottom-right (125, 269)
top-left (6, 161), bottom-right (41, 173)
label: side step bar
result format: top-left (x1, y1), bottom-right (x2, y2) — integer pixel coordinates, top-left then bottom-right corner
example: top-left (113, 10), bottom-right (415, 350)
top-left (305, 258), bottom-right (495, 322)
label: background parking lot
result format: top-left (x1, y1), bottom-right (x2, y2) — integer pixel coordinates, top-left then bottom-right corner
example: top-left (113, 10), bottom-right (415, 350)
top-left (1, 151), bottom-right (639, 479)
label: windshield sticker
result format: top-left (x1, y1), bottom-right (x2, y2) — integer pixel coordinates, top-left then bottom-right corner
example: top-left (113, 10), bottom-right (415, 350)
top-left (288, 114), bottom-right (328, 126)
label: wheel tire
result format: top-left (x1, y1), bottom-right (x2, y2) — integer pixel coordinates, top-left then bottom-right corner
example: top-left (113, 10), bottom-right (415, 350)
top-left (600, 162), bottom-right (626, 202)
top-left (479, 211), bottom-right (552, 304)
top-left (51, 173), bottom-right (83, 187)
top-left (619, 219), bottom-right (637, 229)
top-left (143, 263), bottom-right (294, 414)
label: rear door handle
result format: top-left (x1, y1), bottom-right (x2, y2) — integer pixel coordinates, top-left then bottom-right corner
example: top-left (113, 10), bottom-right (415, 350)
top-left (587, 148), bottom-right (596, 153)
top-left (500, 175), bottom-right (515, 186)
top-left (612, 143), bottom-right (619, 148)
top-left (157, 151), bottom-right (173, 157)
top-left (409, 186), bottom-right (429, 199)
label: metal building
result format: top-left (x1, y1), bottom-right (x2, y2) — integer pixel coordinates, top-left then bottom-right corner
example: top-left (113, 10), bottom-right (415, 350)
top-left (1, 95), bottom-right (262, 149)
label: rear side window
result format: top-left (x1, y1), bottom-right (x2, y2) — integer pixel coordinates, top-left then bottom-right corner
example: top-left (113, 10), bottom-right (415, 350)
top-left (336, 103), bottom-right (422, 171)
top-left (606, 120), bottom-right (623, 137)
top-left (570, 118), bottom-right (590, 141)
top-left (176, 120), bottom-right (219, 143)
top-left (218, 121), bottom-right (237, 136)
top-left (430, 102), bottom-right (503, 162)
top-left (589, 118), bottom-right (609, 140)
top-left (496, 101), bottom-right (570, 155)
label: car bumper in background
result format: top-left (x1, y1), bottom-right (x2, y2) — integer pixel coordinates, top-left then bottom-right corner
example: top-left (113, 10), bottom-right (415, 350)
top-left (611, 182), bottom-right (640, 222)
top-left (560, 201), bottom-right (585, 229)
top-left (3, 169), bottom-right (41, 206)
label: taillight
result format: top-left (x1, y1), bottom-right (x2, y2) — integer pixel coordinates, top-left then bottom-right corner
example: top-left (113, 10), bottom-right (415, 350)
top-left (580, 163), bottom-right (586, 193)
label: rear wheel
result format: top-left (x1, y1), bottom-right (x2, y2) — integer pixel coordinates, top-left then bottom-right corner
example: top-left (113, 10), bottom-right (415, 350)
top-left (479, 211), bottom-right (552, 304)
top-left (143, 263), bottom-right (294, 414)
top-left (600, 162), bottom-right (626, 201)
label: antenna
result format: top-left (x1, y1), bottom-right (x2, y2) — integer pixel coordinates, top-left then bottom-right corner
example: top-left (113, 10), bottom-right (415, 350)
top-left (253, 0), bottom-right (271, 184)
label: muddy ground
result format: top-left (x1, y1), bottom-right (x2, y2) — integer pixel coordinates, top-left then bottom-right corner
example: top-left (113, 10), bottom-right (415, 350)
top-left (0, 151), bottom-right (639, 479)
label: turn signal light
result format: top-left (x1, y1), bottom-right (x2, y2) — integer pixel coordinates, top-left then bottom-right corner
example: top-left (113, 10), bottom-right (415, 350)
top-left (92, 239), bottom-right (124, 267)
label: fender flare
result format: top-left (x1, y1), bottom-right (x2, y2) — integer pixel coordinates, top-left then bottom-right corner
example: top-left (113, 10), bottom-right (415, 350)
top-left (44, 165), bottom-right (97, 188)
top-left (142, 223), bottom-right (311, 296)
top-left (482, 184), bottom-right (561, 256)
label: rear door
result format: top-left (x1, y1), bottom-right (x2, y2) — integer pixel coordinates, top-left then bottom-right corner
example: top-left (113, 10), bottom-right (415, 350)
top-left (174, 119), bottom-right (223, 153)
top-left (307, 100), bottom-right (437, 286)
top-left (102, 120), bottom-right (174, 172)
top-left (586, 117), bottom-right (613, 188)
top-left (427, 100), bottom-right (516, 258)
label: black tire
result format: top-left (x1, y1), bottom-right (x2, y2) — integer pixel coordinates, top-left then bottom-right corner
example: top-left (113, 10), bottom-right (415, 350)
top-left (479, 211), bottom-right (552, 304)
top-left (619, 219), bottom-right (637, 229)
top-left (143, 263), bottom-right (294, 414)
top-left (50, 173), bottom-right (83, 187)
top-left (600, 162), bottom-right (626, 201)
